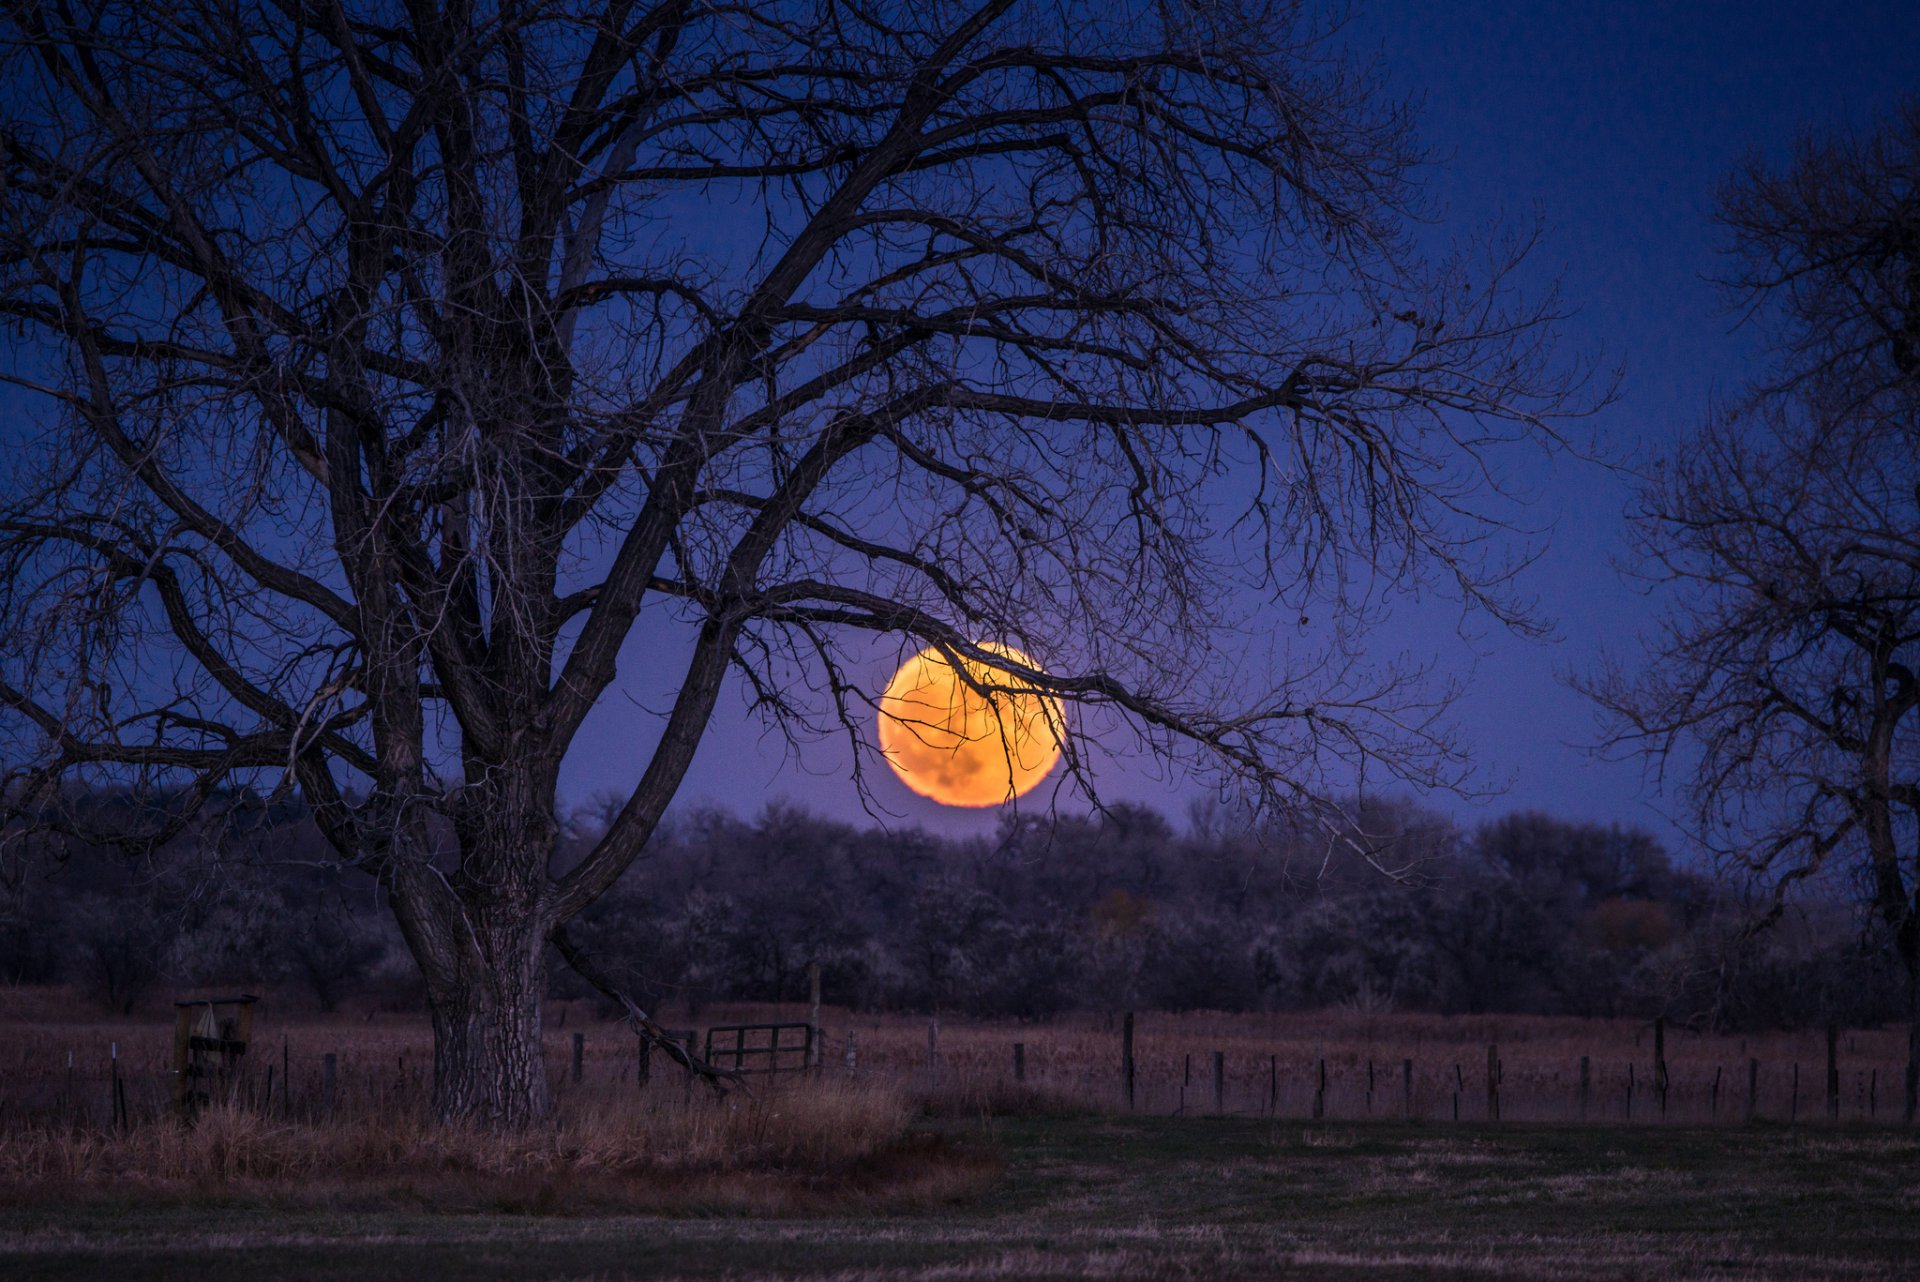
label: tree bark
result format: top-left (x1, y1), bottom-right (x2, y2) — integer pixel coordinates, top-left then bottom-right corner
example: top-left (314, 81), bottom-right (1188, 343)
top-left (401, 895), bottom-right (553, 1128)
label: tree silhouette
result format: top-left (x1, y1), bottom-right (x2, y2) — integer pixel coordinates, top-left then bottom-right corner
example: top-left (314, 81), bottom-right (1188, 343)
top-left (1587, 102), bottom-right (1920, 1116)
top-left (1, 0), bottom-right (1586, 1124)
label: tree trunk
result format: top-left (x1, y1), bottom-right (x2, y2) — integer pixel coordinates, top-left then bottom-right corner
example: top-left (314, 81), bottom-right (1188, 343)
top-left (397, 890), bottom-right (553, 1128)
top-left (428, 960), bottom-right (551, 1127)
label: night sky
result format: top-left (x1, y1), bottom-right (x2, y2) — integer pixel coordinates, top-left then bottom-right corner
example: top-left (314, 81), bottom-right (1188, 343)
top-left (565, 1), bottom-right (1920, 852)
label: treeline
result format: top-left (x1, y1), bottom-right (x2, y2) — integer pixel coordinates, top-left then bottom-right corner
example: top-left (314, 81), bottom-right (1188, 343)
top-left (0, 795), bottom-right (1902, 1030)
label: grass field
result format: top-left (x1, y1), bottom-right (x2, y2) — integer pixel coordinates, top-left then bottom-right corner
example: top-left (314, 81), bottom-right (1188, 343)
top-left (6, 987), bottom-right (1910, 1128)
top-left (5, 991), bottom-right (1917, 1278)
top-left (2, 1116), bottom-right (1917, 1280)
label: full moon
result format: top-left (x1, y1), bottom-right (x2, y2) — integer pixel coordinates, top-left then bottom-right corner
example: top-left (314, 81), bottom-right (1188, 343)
top-left (877, 642), bottom-right (1063, 807)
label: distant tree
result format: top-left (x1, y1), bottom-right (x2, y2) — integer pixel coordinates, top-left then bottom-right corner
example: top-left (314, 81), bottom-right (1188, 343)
top-left (282, 907), bottom-right (390, 1013)
top-left (1586, 104), bottom-right (1920, 1113)
top-left (68, 893), bottom-right (171, 1013)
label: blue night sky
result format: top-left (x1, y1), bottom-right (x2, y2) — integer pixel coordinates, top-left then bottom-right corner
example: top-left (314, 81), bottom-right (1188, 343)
top-left (563, 1), bottom-right (1920, 853)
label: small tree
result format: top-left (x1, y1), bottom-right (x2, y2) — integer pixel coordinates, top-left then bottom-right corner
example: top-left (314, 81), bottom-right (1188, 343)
top-left (1586, 104), bottom-right (1920, 1114)
top-left (0, 0), bottom-right (1588, 1125)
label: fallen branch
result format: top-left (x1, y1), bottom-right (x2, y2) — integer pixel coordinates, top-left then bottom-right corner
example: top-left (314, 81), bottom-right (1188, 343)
top-left (550, 924), bottom-right (746, 1096)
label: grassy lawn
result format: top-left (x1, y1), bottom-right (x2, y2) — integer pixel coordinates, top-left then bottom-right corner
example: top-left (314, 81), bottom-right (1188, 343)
top-left (1, 1117), bottom-right (1916, 1279)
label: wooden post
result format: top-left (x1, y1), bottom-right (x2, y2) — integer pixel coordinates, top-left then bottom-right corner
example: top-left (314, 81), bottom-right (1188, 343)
top-left (1826, 1024), bottom-right (1840, 1122)
top-left (1122, 1012), bottom-right (1136, 1111)
top-left (808, 962), bottom-right (822, 1070)
top-left (1747, 1057), bottom-right (1759, 1124)
top-left (1269, 1055), bottom-right (1278, 1116)
top-left (1014, 1042), bottom-right (1026, 1083)
top-left (1212, 1051), bottom-right (1225, 1114)
top-left (1366, 1059), bottom-right (1375, 1115)
top-left (1313, 1058), bottom-right (1327, 1120)
top-left (1486, 1044), bottom-right (1499, 1121)
top-left (1791, 1062), bottom-right (1799, 1123)
top-left (1711, 1065), bottom-right (1722, 1121)
top-left (171, 1008), bottom-right (191, 1117)
top-left (927, 1019), bottom-right (939, 1071)
top-left (1654, 1018), bottom-right (1668, 1121)
top-left (322, 1052), bottom-right (337, 1117)
top-left (844, 1030), bottom-right (858, 1072)
top-left (1452, 1062), bottom-right (1461, 1121)
top-left (1579, 1056), bottom-right (1590, 1121)
top-left (1402, 1057), bottom-right (1414, 1120)
top-left (571, 1032), bottom-right (584, 1085)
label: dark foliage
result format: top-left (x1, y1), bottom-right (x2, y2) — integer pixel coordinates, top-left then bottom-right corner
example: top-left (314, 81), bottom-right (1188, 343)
top-left (4, 792), bottom-right (1895, 1031)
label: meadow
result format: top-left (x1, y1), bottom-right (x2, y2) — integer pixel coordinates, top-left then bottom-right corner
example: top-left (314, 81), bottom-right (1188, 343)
top-left (4, 986), bottom-right (1907, 1130)
top-left (3, 989), bottom-right (1918, 1279)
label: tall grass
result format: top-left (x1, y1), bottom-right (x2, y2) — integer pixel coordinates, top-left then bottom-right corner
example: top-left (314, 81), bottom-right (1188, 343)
top-left (0, 1075), bottom-right (998, 1212)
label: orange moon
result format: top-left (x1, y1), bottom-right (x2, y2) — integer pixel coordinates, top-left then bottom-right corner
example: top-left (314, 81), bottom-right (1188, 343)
top-left (877, 642), bottom-right (1063, 807)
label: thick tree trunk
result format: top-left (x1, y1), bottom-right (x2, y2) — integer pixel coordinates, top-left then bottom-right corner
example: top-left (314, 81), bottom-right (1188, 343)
top-left (428, 950), bottom-right (551, 1128)
top-left (393, 885), bottom-right (553, 1128)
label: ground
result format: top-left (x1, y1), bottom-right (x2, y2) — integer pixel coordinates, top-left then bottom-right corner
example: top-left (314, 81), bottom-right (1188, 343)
top-left (2, 1116), bottom-right (1916, 1280)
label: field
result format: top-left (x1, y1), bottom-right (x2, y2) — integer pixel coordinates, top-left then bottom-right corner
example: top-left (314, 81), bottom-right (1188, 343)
top-left (2, 1118), bottom-right (1918, 1279)
top-left (4, 987), bottom-right (1908, 1128)
top-left (2, 990), bottom-right (1918, 1279)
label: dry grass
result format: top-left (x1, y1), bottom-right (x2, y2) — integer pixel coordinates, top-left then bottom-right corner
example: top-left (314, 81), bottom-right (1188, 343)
top-left (0, 1075), bottom-right (998, 1213)
top-left (1, 985), bottom-right (1908, 1136)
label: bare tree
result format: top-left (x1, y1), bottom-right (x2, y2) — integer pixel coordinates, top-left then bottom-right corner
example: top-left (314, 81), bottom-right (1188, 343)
top-left (0, 0), bottom-right (1588, 1125)
top-left (1586, 103), bottom-right (1920, 1115)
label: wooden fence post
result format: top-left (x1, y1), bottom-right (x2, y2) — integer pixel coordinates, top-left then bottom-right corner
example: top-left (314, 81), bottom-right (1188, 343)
top-left (1826, 1024), bottom-right (1840, 1122)
top-left (844, 1030), bottom-right (858, 1072)
top-left (1747, 1057), bottom-right (1759, 1124)
top-left (571, 1032), bottom-right (584, 1085)
top-left (1212, 1051), bottom-right (1225, 1114)
top-left (1486, 1044), bottom-right (1499, 1122)
top-left (1014, 1042), bottom-right (1026, 1083)
top-left (808, 962), bottom-right (822, 1071)
top-left (171, 1010), bottom-right (191, 1117)
top-left (1579, 1056), bottom-right (1590, 1121)
top-left (1452, 1063), bottom-right (1461, 1121)
top-left (1654, 1018), bottom-right (1668, 1121)
top-left (927, 1019), bottom-right (940, 1076)
top-left (1270, 1055), bottom-right (1279, 1116)
top-left (1402, 1057), bottom-right (1414, 1120)
top-left (1122, 1012), bottom-right (1136, 1111)
top-left (109, 1041), bottom-right (124, 1131)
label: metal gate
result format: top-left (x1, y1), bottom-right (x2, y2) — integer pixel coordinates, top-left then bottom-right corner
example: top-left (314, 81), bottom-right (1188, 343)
top-left (702, 1022), bottom-right (818, 1075)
